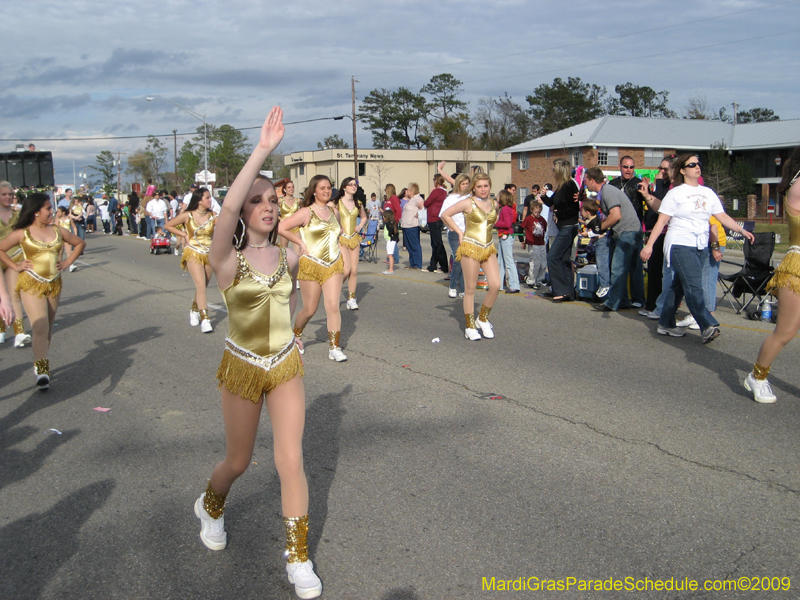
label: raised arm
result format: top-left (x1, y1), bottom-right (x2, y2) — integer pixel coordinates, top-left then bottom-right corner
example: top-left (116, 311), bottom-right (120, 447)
top-left (437, 161), bottom-right (455, 186)
top-left (209, 107), bottom-right (285, 273)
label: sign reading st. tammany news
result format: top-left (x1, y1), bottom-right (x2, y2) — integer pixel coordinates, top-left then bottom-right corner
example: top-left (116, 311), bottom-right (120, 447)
top-left (0, 152), bottom-right (55, 188)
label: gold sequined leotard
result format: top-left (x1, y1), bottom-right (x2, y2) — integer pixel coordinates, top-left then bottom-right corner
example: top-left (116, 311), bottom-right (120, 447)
top-left (298, 207), bottom-right (344, 284)
top-left (279, 197), bottom-right (301, 235)
top-left (15, 226), bottom-right (63, 298)
top-left (215, 247), bottom-right (303, 402)
top-left (0, 208), bottom-right (22, 271)
top-left (767, 207), bottom-right (800, 295)
top-left (337, 200), bottom-right (362, 250)
top-left (180, 211), bottom-right (216, 270)
top-left (455, 198), bottom-right (498, 263)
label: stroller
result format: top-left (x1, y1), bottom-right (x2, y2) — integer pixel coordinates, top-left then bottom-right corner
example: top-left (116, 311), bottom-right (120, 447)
top-left (359, 220), bottom-right (379, 263)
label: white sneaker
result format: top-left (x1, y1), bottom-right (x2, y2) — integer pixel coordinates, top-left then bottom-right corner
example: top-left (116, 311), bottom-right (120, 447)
top-left (458, 292), bottom-right (465, 298)
top-left (657, 326), bottom-right (685, 337)
top-left (596, 286), bottom-right (610, 298)
top-left (0, 331), bottom-right (4, 343)
top-left (476, 319), bottom-right (494, 339)
top-left (464, 327), bottom-right (481, 341)
top-left (193, 495), bottom-right (227, 550)
top-left (448, 288), bottom-right (457, 298)
top-left (69, 264), bottom-right (76, 273)
top-left (14, 333), bottom-right (32, 348)
top-left (346, 297), bottom-right (358, 310)
top-left (328, 347), bottom-right (347, 362)
top-left (190, 311), bottom-right (200, 327)
top-left (174, 248), bottom-right (180, 256)
top-left (34, 366), bottom-right (50, 391)
top-left (200, 319), bottom-right (213, 333)
top-left (639, 309), bottom-right (659, 319)
top-left (676, 314), bottom-right (700, 330)
top-left (743, 372), bottom-right (777, 404)
top-left (286, 560), bottom-right (323, 599)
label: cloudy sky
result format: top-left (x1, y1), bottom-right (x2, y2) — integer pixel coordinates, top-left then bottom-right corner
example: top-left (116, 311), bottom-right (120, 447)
top-left (4, 0), bottom-right (798, 186)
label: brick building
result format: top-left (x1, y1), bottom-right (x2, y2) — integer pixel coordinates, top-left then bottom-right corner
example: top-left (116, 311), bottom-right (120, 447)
top-left (503, 115), bottom-right (800, 216)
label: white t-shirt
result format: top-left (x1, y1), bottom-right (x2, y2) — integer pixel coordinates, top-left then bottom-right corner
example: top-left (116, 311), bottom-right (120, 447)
top-left (542, 191), bottom-right (557, 238)
top-left (660, 184), bottom-right (724, 263)
top-left (439, 193), bottom-right (467, 231)
top-left (147, 199), bottom-right (169, 219)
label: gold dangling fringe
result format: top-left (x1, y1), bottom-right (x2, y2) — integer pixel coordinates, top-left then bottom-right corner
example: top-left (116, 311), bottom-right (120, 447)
top-left (199, 309), bottom-right (210, 321)
top-left (0, 318), bottom-right (5, 333)
top-left (216, 345), bottom-right (304, 403)
top-left (16, 272), bottom-right (62, 298)
top-left (766, 252), bottom-right (800, 295)
top-left (753, 362), bottom-right (771, 381)
top-left (328, 331), bottom-right (341, 349)
top-left (339, 234), bottom-right (361, 250)
top-left (13, 319), bottom-right (24, 335)
top-left (348, 291), bottom-right (356, 299)
top-left (283, 515), bottom-right (310, 564)
top-left (192, 300), bottom-right (199, 312)
top-left (456, 240), bottom-right (496, 263)
top-left (34, 358), bottom-right (50, 376)
top-left (181, 247), bottom-right (210, 271)
top-left (465, 313), bottom-right (476, 329)
top-left (298, 254), bottom-right (344, 285)
top-left (203, 481), bottom-right (227, 519)
top-left (292, 326), bottom-right (303, 339)
top-left (478, 304), bottom-right (492, 322)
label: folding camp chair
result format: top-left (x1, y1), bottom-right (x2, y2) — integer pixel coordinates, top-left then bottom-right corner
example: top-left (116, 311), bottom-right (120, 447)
top-left (718, 231), bottom-right (775, 314)
top-left (725, 220), bottom-right (754, 251)
top-left (359, 219), bottom-right (379, 263)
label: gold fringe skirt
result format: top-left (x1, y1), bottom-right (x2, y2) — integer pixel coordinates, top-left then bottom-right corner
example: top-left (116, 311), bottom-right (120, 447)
top-left (298, 253), bottom-right (344, 285)
top-left (456, 239), bottom-right (497, 263)
top-left (181, 246), bottom-right (210, 270)
top-left (766, 251), bottom-right (800, 296)
top-left (339, 233), bottom-right (361, 250)
top-left (216, 337), bottom-right (304, 403)
top-left (16, 271), bottom-right (62, 298)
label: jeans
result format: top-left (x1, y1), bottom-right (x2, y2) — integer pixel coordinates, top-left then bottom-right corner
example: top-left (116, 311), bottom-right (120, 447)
top-left (659, 246), bottom-right (718, 330)
top-left (594, 235), bottom-right (612, 288)
top-left (145, 216), bottom-right (154, 239)
top-left (128, 214), bottom-right (138, 234)
top-left (427, 220), bottom-right (449, 272)
top-left (156, 218), bottom-right (165, 235)
top-left (447, 231), bottom-right (464, 293)
top-left (404, 226), bottom-right (422, 268)
top-left (547, 224), bottom-right (578, 297)
top-left (654, 260), bottom-right (675, 317)
top-left (702, 247), bottom-right (724, 312)
top-left (605, 231), bottom-right (643, 310)
top-left (75, 223), bottom-right (86, 240)
top-left (497, 235), bottom-right (519, 290)
top-left (645, 234), bottom-right (665, 311)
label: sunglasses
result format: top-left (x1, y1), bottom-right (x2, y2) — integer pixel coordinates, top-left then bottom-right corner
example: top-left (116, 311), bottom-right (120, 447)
top-left (621, 165), bottom-right (635, 169)
top-left (684, 162), bottom-right (702, 169)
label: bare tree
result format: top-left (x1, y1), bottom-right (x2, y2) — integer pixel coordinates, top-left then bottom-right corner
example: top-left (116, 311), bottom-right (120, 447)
top-left (684, 94), bottom-right (712, 120)
top-left (367, 159), bottom-right (393, 201)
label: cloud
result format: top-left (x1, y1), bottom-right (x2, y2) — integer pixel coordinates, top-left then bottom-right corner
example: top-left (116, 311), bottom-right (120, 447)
top-left (0, 94), bottom-right (92, 119)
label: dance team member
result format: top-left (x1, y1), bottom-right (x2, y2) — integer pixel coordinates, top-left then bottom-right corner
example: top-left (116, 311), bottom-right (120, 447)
top-left (194, 107), bottom-right (322, 599)
top-left (0, 181), bottom-right (31, 347)
top-left (279, 180), bottom-right (301, 241)
top-left (441, 173), bottom-right (501, 341)
top-left (333, 177), bottom-right (367, 310)
top-left (166, 187), bottom-right (216, 333)
top-left (0, 193), bottom-right (85, 390)
top-left (279, 175), bottom-right (347, 362)
top-left (744, 147), bottom-right (800, 403)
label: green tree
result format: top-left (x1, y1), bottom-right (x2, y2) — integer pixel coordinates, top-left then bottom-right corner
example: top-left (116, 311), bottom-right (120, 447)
top-left (390, 87), bottom-right (429, 149)
top-left (475, 93), bottom-right (536, 149)
top-left (526, 77), bottom-right (607, 135)
top-left (358, 88), bottom-right (395, 148)
top-left (703, 143), bottom-right (736, 198)
top-left (607, 83), bottom-right (676, 118)
top-left (126, 135), bottom-right (169, 186)
top-left (317, 135), bottom-right (350, 149)
top-left (209, 124), bottom-right (249, 186)
top-left (176, 140), bottom-right (202, 189)
top-left (737, 107), bottom-right (780, 123)
top-left (261, 150), bottom-right (290, 181)
top-left (92, 150), bottom-right (117, 195)
top-left (730, 157), bottom-right (757, 200)
top-left (421, 73), bottom-right (468, 121)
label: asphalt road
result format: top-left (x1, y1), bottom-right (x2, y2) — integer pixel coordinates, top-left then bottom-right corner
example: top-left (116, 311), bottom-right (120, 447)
top-left (1, 232), bottom-right (798, 600)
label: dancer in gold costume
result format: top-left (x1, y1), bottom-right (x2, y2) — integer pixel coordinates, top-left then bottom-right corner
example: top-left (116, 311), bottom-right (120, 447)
top-left (0, 193), bottom-right (85, 390)
top-left (0, 181), bottom-right (31, 347)
top-left (744, 147), bottom-right (800, 404)
top-left (166, 187), bottom-right (216, 333)
top-left (333, 177), bottom-right (367, 310)
top-left (441, 173), bottom-right (502, 341)
top-left (279, 174), bottom-right (347, 362)
top-left (192, 107), bottom-right (322, 599)
top-left (278, 180), bottom-right (301, 245)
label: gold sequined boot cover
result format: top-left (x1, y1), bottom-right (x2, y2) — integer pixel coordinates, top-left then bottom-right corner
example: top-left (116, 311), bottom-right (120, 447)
top-left (199, 308), bottom-right (210, 322)
top-left (14, 318), bottom-right (26, 335)
top-left (192, 300), bottom-right (199, 313)
top-left (465, 313), bottom-right (476, 329)
top-left (478, 304), bottom-right (492, 323)
top-left (202, 481), bottom-right (227, 519)
top-left (328, 331), bottom-right (341, 349)
top-left (753, 362), bottom-right (771, 381)
top-left (347, 291), bottom-right (356, 299)
top-left (283, 515), bottom-right (310, 563)
top-left (0, 318), bottom-right (5, 333)
top-left (34, 358), bottom-right (50, 376)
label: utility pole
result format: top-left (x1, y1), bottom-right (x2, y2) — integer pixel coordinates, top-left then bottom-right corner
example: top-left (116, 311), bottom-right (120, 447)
top-left (732, 101), bottom-right (739, 125)
top-left (115, 152), bottom-right (127, 200)
top-left (173, 129), bottom-right (178, 190)
top-left (352, 76), bottom-right (359, 180)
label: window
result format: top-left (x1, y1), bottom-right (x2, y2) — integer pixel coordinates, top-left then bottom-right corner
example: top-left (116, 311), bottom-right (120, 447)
top-left (519, 187), bottom-right (528, 204)
top-left (644, 148), bottom-right (663, 167)
top-left (358, 162), bottom-right (366, 177)
top-left (597, 147), bottom-right (618, 166)
top-left (571, 149), bottom-right (582, 167)
top-left (518, 152), bottom-right (529, 170)
top-left (299, 164), bottom-right (305, 176)
top-left (545, 150), bottom-right (550, 158)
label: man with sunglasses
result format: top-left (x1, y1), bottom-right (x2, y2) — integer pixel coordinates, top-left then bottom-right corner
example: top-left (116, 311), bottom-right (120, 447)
top-left (607, 156), bottom-right (647, 308)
